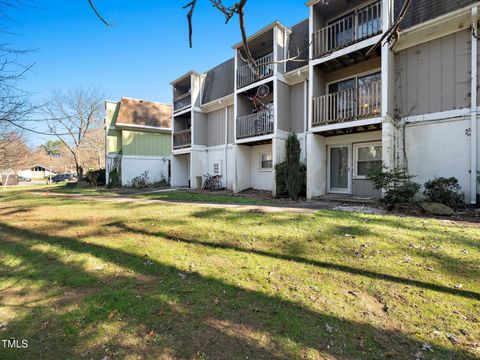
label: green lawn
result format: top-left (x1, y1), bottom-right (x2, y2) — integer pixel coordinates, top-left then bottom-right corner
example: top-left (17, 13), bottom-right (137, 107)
top-left (0, 186), bottom-right (479, 359)
top-left (42, 183), bottom-right (273, 205)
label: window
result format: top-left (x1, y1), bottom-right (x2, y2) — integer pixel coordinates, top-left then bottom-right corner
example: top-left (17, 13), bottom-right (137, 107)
top-left (260, 153), bottom-right (272, 170)
top-left (354, 143), bottom-right (382, 179)
top-left (213, 163), bottom-right (220, 174)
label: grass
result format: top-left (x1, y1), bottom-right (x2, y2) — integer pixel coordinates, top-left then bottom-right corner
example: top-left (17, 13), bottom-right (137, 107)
top-left (40, 183), bottom-right (273, 205)
top-left (134, 191), bottom-right (272, 204)
top-left (0, 186), bottom-right (479, 359)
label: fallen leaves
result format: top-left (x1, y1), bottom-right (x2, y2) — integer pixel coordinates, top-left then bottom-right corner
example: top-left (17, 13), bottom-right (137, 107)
top-left (446, 333), bottom-right (460, 344)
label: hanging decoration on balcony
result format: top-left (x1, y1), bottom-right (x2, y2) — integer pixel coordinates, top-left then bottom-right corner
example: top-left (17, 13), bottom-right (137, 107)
top-left (249, 84), bottom-right (271, 114)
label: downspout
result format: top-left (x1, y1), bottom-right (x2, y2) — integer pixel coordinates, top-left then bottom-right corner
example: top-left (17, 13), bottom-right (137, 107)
top-left (224, 106), bottom-right (228, 189)
top-left (471, 5), bottom-right (478, 205)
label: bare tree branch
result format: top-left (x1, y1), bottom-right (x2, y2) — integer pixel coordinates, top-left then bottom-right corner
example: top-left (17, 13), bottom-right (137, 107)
top-left (87, 0), bottom-right (112, 26)
top-left (366, 0), bottom-right (412, 56)
top-left (42, 87), bottom-right (105, 179)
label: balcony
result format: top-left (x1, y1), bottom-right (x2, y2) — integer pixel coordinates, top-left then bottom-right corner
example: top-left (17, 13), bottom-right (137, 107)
top-left (173, 129), bottom-right (192, 150)
top-left (173, 92), bottom-right (192, 113)
top-left (236, 110), bottom-right (274, 139)
top-left (312, 80), bottom-right (381, 127)
top-left (237, 53), bottom-right (274, 89)
top-left (312, 1), bottom-right (382, 59)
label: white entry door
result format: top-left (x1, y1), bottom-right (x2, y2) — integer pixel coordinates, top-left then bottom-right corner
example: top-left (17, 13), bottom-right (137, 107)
top-left (328, 145), bottom-right (351, 194)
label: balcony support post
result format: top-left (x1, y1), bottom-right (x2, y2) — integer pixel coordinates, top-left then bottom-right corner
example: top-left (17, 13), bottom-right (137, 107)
top-left (381, 0), bottom-right (396, 200)
top-left (306, 132), bottom-right (327, 200)
top-left (470, 5), bottom-right (478, 204)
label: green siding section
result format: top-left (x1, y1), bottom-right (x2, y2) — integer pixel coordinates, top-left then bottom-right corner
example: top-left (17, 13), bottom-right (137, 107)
top-left (122, 130), bottom-right (171, 156)
top-left (106, 103), bottom-right (120, 128)
top-left (107, 129), bottom-right (122, 154)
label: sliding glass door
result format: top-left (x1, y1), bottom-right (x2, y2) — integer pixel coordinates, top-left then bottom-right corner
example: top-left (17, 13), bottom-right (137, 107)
top-left (328, 145), bottom-right (351, 194)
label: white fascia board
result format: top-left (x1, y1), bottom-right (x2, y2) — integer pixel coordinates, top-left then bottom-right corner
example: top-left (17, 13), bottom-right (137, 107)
top-left (232, 21), bottom-right (291, 49)
top-left (170, 71), bottom-right (204, 85)
top-left (310, 34), bottom-right (382, 67)
top-left (395, 5), bottom-right (474, 51)
top-left (200, 94), bottom-right (234, 112)
top-left (236, 134), bottom-right (274, 144)
top-left (173, 148), bottom-right (192, 155)
top-left (311, 117), bottom-right (383, 133)
top-left (115, 123), bottom-right (172, 133)
top-left (173, 107), bottom-right (192, 118)
top-left (403, 108), bottom-right (472, 124)
top-left (236, 76), bottom-right (274, 93)
top-left (305, 0), bottom-right (321, 7)
top-left (282, 65), bottom-right (309, 85)
top-left (122, 155), bottom-right (171, 160)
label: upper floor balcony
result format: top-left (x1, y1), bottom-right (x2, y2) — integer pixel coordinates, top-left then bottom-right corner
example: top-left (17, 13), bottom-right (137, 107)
top-left (312, 0), bottom-right (382, 59)
top-left (173, 92), bottom-right (192, 113)
top-left (237, 110), bottom-right (274, 140)
top-left (172, 75), bottom-right (192, 113)
top-left (312, 77), bottom-right (381, 127)
top-left (237, 52), bottom-right (274, 89)
top-left (173, 128), bottom-right (192, 150)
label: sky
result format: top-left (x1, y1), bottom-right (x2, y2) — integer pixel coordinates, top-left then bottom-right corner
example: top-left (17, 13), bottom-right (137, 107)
top-left (6, 0), bottom-right (308, 147)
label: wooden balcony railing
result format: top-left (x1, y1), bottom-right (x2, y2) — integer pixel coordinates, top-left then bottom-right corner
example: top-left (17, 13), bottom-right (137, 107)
top-left (237, 52), bottom-right (274, 89)
top-left (173, 129), bottom-right (192, 149)
top-left (312, 80), bottom-right (381, 126)
top-left (312, 1), bottom-right (382, 58)
top-left (174, 92), bottom-right (192, 113)
top-left (236, 110), bottom-right (274, 139)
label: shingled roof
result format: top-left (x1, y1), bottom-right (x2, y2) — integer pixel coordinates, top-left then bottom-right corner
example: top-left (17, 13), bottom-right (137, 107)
top-left (286, 19), bottom-right (309, 73)
top-left (395, 0), bottom-right (476, 30)
top-left (202, 58), bottom-right (235, 105)
top-left (116, 98), bottom-right (172, 129)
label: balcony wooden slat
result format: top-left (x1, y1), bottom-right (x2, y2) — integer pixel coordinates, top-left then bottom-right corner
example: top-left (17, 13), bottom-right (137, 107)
top-left (312, 0), bottom-right (382, 59)
top-left (174, 93), bottom-right (192, 113)
top-left (236, 110), bottom-right (274, 139)
top-left (237, 52), bottom-right (274, 89)
top-left (312, 80), bottom-right (381, 127)
top-left (173, 129), bottom-right (192, 149)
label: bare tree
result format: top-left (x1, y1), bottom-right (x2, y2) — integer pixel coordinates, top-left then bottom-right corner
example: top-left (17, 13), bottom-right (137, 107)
top-left (0, 1), bottom-right (52, 138)
top-left (0, 131), bottom-right (29, 186)
top-left (43, 87), bottom-right (104, 180)
top-left (79, 127), bottom-right (105, 170)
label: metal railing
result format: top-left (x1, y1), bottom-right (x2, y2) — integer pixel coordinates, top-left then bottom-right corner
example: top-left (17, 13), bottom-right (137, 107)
top-left (237, 52), bottom-right (274, 89)
top-left (312, 1), bottom-right (382, 58)
top-left (312, 80), bottom-right (381, 126)
top-left (173, 129), bottom-right (192, 149)
top-left (173, 92), bottom-right (192, 113)
top-left (236, 110), bottom-right (274, 139)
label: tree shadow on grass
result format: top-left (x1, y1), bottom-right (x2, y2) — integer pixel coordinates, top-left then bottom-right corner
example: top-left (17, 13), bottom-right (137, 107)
top-left (0, 222), bottom-right (476, 360)
top-left (110, 222), bottom-right (480, 301)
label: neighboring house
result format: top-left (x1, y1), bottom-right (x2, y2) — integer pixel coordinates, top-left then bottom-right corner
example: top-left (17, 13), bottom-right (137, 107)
top-left (18, 165), bottom-right (56, 180)
top-left (105, 97), bottom-right (172, 186)
top-left (170, 0), bottom-right (480, 204)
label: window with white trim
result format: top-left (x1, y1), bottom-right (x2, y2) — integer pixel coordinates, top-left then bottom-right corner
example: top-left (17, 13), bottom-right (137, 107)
top-left (354, 143), bottom-right (382, 179)
top-left (260, 153), bottom-right (272, 170)
top-left (213, 162), bottom-right (220, 174)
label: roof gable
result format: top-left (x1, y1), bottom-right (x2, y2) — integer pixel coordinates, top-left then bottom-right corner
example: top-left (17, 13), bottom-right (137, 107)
top-left (116, 98), bottom-right (172, 129)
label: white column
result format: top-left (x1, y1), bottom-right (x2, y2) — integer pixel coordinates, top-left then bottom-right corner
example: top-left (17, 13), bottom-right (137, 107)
top-left (470, 6), bottom-right (478, 205)
top-left (272, 137), bottom-right (286, 197)
top-left (306, 132), bottom-right (326, 199)
top-left (381, 0), bottom-right (396, 171)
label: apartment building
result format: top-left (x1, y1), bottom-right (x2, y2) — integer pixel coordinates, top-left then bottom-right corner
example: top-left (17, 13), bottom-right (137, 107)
top-left (171, 21), bottom-right (309, 194)
top-left (105, 97), bottom-right (172, 186)
top-left (170, 0), bottom-right (479, 204)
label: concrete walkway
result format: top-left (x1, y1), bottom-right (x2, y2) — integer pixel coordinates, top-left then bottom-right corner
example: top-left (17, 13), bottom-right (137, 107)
top-left (31, 190), bottom-right (340, 214)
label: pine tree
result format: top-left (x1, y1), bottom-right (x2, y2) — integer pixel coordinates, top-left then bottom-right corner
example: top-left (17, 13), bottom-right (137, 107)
top-left (285, 133), bottom-right (303, 199)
